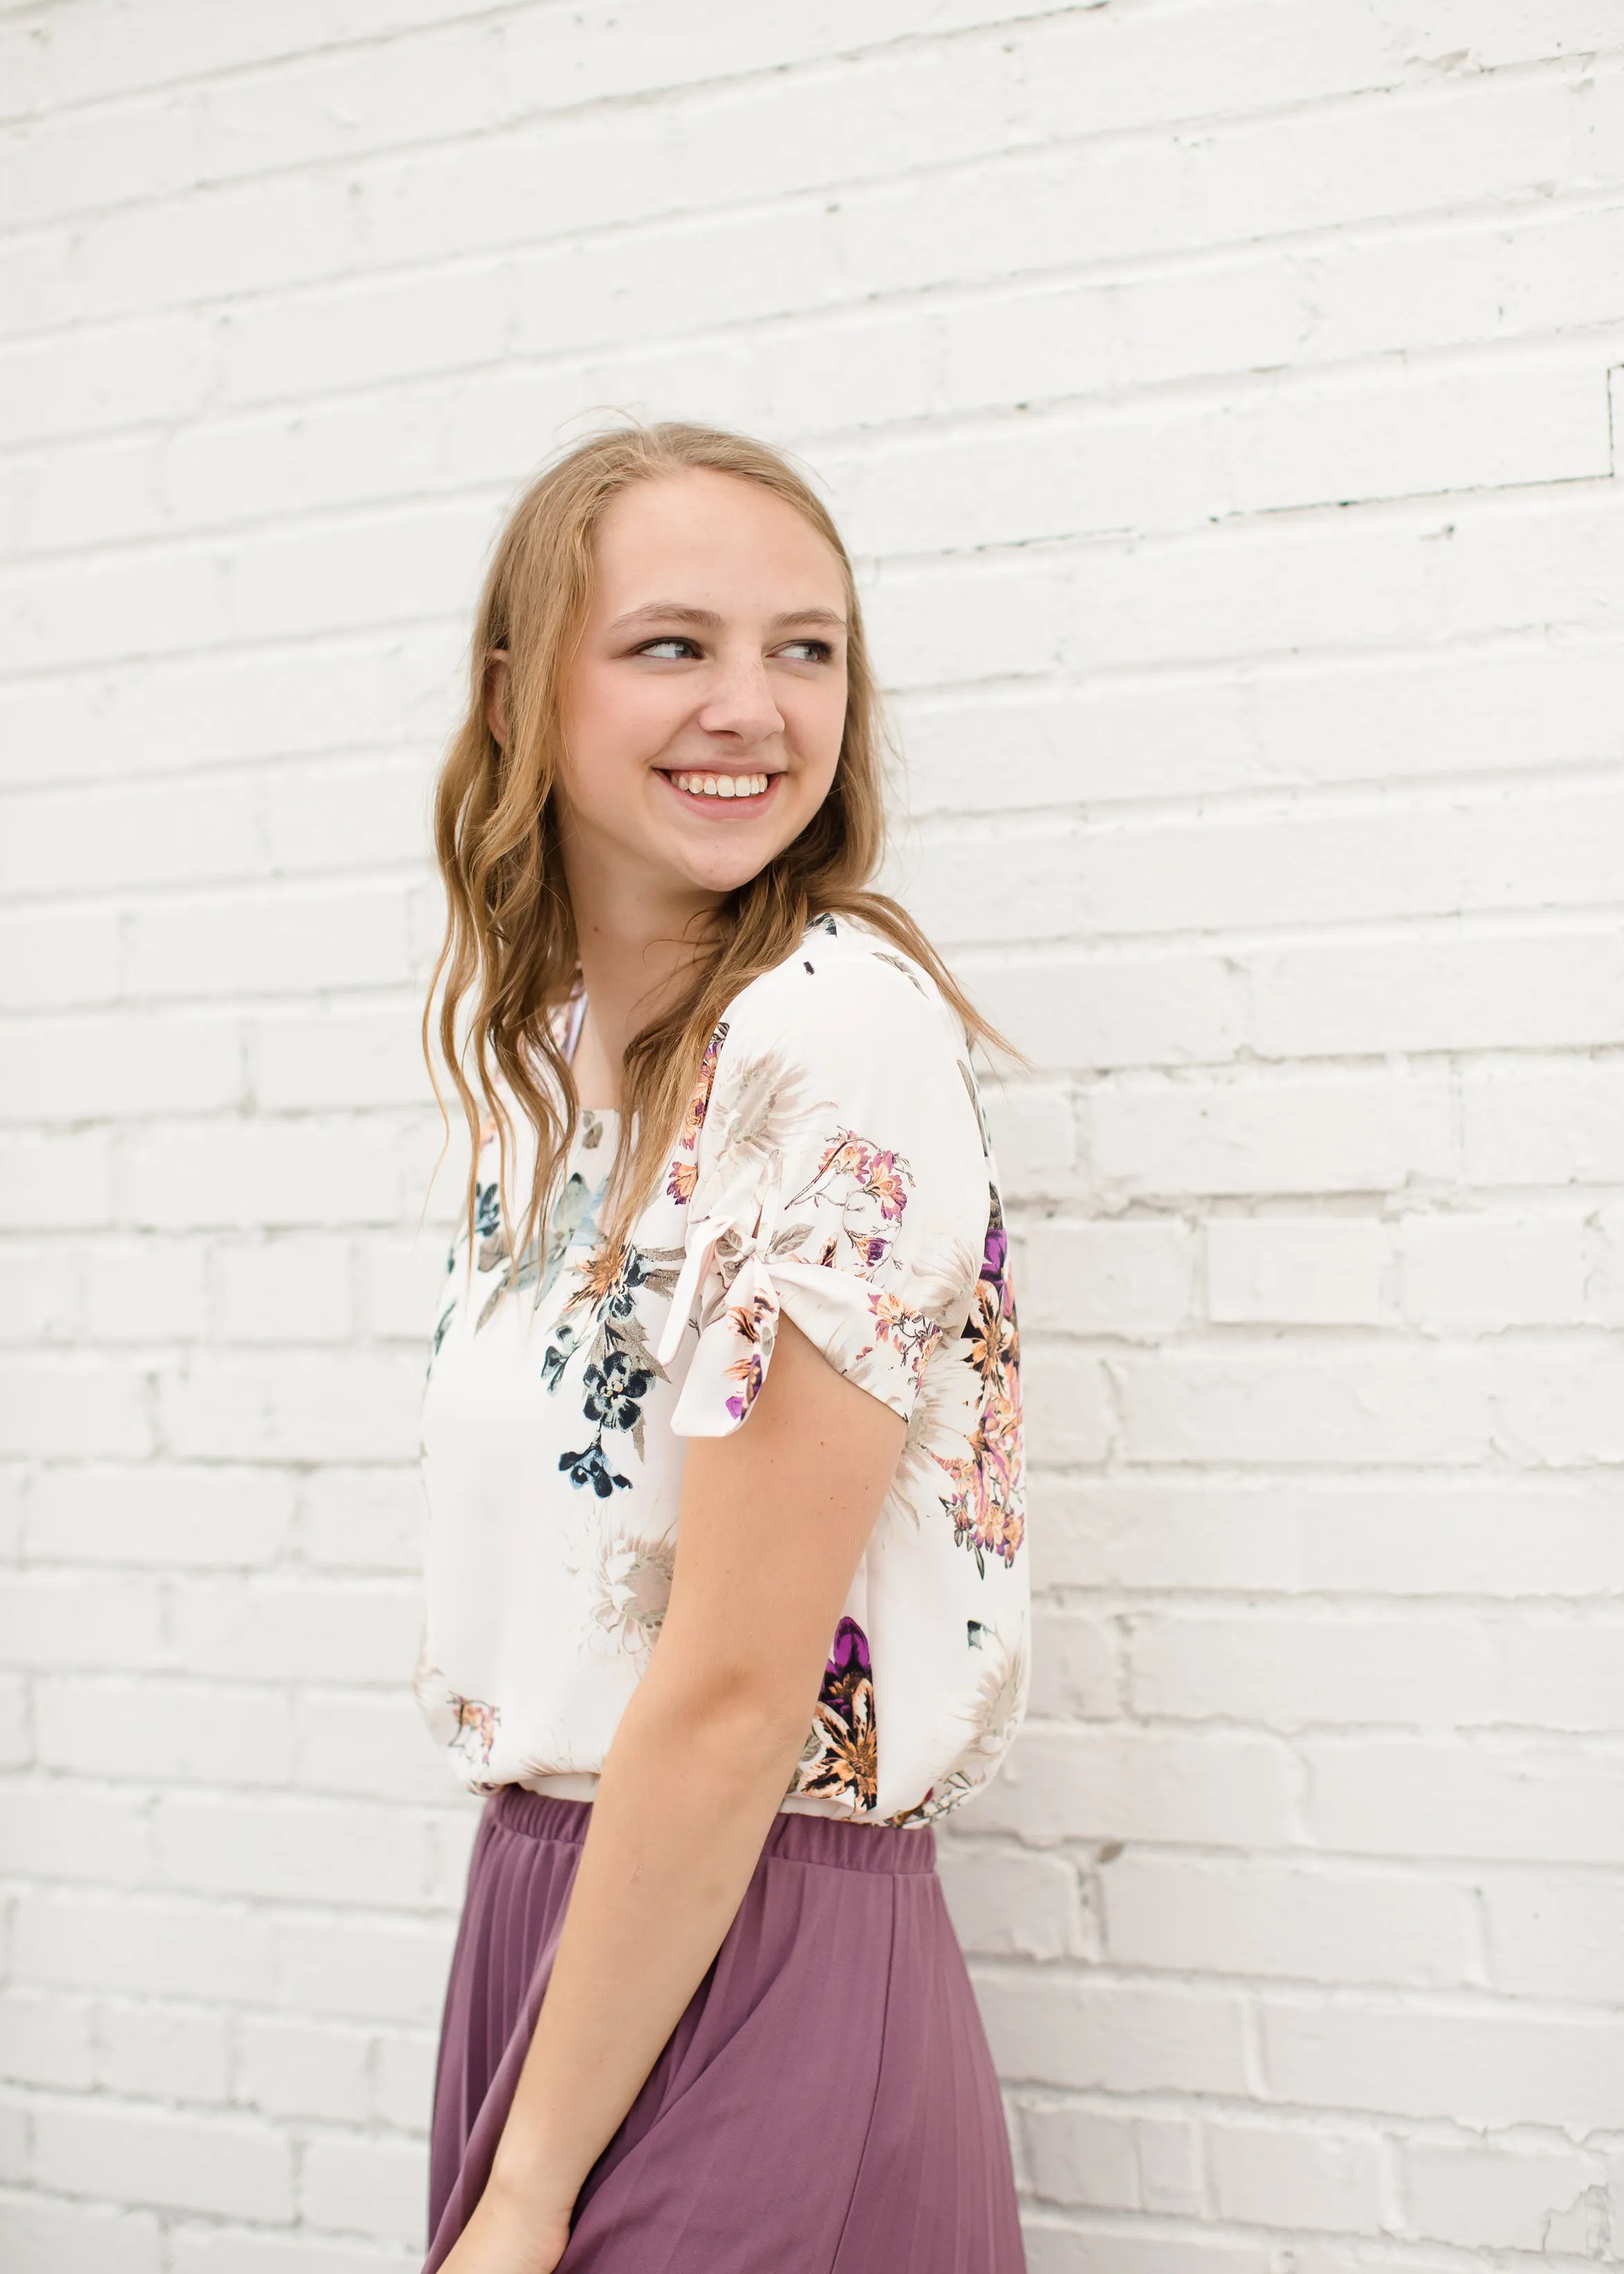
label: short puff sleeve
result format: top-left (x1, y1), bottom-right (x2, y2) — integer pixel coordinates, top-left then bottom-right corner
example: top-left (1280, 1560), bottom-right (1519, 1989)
top-left (655, 947), bottom-right (994, 1437)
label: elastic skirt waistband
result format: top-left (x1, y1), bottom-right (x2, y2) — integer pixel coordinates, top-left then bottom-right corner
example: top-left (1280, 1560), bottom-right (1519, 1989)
top-left (487, 1782), bottom-right (936, 1875)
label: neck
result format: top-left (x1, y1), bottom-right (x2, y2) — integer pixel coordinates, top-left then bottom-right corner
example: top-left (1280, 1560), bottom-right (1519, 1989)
top-left (561, 845), bottom-right (722, 1107)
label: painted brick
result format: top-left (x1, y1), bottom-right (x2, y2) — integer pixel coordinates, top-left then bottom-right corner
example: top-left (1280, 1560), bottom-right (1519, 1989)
top-left (1397, 2137), bottom-right (1604, 2252)
top-left (1206, 2119), bottom-right (1385, 2234)
top-left (24, 1463), bottom-right (295, 1568)
top-left (981, 1973), bottom-right (1252, 2096)
top-left (968, 1726), bottom-right (1298, 1847)
top-left (1481, 1869), bottom-right (1624, 2004)
top-left (371, 2027), bottom-right (437, 2131)
top-left (159, 1351), bottom-right (425, 1462)
top-left (251, 1007), bottom-right (437, 1113)
top-left (1301, 1735), bottom-right (1624, 1865)
top-left (96, 2001), bottom-right (232, 2104)
top-left (30, 2096), bottom-right (294, 2220)
top-left (0, 1246), bottom-right (78, 1344)
top-left (35, 1677), bottom-right (295, 1785)
top-left (0, 1993), bottom-right (96, 2090)
top-left (0, 1356), bottom-right (153, 1459)
top-left (170, 1576), bottom-right (419, 1687)
top-left (1027, 1606), bottom-right (1121, 1721)
top-left (299, 1466), bottom-right (426, 1574)
top-left (1019, 1221), bottom-right (1195, 1339)
top-left (274, 1915), bottom-right (460, 2029)
top-left (1036, 1474), bottom-right (1624, 1597)
top-left (6, 3), bottom-right (1624, 2262)
top-left (122, 1115), bottom-right (407, 1231)
top-left (1395, 1211), bottom-right (1592, 1329)
top-left (1087, 1070), bottom-right (1455, 1201)
top-left (0, 1572), bottom-right (166, 1673)
top-left (0, 1131), bottom-right (114, 1228)
top-left (154, 1793), bottom-right (439, 1909)
top-left (1022, 2103), bottom-right (1140, 2210)
top-left (1099, 1853), bottom-right (1476, 1989)
top-left (236, 2017), bottom-right (372, 2125)
top-left (217, 1235), bottom-right (356, 1344)
top-left (166, 2225), bottom-right (422, 2274)
top-left (1205, 1219), bottom-right (1388, 1326)
top-left (299, 2130), bottom-right (427, 2245)
top-left (80, 1238), bottom-right (212, 1342)
top-left (0, 2194), bottom-right (164, 2274)
top-left (11, 1890), bottom-right (278, 2006)
top-left (936, 1841), bottom-right (1093, 1962)
top-left (1259, 1995), bottom-right (1624, 2130)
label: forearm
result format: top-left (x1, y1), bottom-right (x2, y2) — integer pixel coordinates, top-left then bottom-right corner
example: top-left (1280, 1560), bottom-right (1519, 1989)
top-left (485, 1662), bottom-right (809, 2221)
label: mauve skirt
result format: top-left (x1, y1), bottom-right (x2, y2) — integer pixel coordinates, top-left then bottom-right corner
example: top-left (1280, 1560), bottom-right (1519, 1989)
top-left (425, 1787), bottom-right (1026, 2273)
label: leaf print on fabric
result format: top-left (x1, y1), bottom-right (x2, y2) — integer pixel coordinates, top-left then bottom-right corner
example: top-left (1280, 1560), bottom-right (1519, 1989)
top-left (722, 1285), bottom-right (775, 1421)
top-left (780, 1128), bottom-right (916, 1278)
top-left (449, 1694), bottom-right (500, 1769)
top-left (872, 949), bottom-right (929, 996)
top-left (887, 1622), bottom-right (1029, 1827)
top-left (474, 1177), bottom-right (506, 1275)
top-left (475, 1168), bottom-right (597, 1333)
top-left (548, 1237), bottom-right (686, 1489)
top-left (933, 1188), bottom-right (1025, 1576)
top-left (540, 1320), bottom-right (577, 1392)
top-left (699, 1044), bottom-right (834, 1206)
top-left (680, 1020), bottom-right (728, 1151)
top-left (660, 1018), bottom-right (730, 1206)
top-left (880, 1344), bottom-right (981, 1534)
top-left (957, 1057), bottom-right (995, 1160)
top-left (866, 1289), bottom-right (942, 1398)
top-left (791, 1616), bottom-right (878, 1813)
top-left (417, 1644), bottom-right (505, 1785)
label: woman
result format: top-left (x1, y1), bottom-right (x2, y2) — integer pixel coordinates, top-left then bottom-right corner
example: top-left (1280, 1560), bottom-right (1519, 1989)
top-left (416, 423), bottom-right (1029, 2273)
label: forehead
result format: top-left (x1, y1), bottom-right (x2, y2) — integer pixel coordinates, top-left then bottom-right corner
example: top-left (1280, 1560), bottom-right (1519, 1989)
top-left (589, 469), bottom-right (846, 609)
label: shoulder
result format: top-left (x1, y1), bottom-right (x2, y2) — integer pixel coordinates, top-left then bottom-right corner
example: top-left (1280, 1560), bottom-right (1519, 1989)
top-left (690, 917), bottom-right (992, 1239)
top-left (713, 915), bottom-right (967, 1072)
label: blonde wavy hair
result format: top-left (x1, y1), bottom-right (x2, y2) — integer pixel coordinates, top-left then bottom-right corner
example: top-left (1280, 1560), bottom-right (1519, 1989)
top-left (422, 420), bottom-right (1011, 1267)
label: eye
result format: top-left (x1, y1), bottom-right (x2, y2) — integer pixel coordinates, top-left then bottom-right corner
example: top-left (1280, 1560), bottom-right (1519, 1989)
top-left (778, 639), bottom-right (835, 664)
top-left (634, 636), bottom-right (702, 661)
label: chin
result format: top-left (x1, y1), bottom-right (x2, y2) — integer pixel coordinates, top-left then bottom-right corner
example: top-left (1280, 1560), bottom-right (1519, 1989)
top-left (672, 838), bottom-right (785, 894)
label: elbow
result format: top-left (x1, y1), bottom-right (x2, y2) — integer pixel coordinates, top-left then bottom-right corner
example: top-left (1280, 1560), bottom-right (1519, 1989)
top-left (648, 1657), bottom-right (813, 1778)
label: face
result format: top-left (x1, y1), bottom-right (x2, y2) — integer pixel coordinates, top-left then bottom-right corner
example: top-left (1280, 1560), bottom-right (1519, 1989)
top-left (538, 468), bottom-right (850, 903)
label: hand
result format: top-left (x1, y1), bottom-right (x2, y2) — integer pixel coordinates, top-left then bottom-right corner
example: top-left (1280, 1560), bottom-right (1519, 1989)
top-left (436, 2178), bottom-right (573, 2274)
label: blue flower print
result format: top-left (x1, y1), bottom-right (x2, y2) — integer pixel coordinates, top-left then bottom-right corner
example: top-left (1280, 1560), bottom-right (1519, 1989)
top-left (559, 1441), bottom-right (632, 1498)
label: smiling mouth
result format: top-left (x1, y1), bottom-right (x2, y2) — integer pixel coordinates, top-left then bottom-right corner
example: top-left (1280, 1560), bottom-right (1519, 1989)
top-left (660, 769), bottom-right (778, 806)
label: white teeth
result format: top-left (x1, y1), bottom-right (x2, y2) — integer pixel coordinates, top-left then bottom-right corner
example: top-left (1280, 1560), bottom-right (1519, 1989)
top-left (670, 772), bottom-right (771, 799)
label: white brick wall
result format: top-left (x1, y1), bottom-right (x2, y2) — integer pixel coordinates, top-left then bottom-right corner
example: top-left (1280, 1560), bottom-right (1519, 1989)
top-left (3, 2), bottom-right (1622, 2265)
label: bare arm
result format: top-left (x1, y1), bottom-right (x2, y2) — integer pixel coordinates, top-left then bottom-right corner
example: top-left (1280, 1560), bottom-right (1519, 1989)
top-left (441, 1312), bottom-right (907, 2271)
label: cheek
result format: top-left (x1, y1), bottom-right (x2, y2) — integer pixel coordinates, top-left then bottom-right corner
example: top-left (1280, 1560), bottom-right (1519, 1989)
top-left (565, 663), bottom-right (688, 774)
top-left (785, 673), bottom-right (849, 776)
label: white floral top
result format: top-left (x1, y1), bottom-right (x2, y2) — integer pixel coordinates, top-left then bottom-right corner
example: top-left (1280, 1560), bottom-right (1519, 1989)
top-left (416, 915), bottom-right (1029, 1825)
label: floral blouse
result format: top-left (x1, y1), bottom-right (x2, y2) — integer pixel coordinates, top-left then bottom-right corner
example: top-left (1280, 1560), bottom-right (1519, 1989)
top-left (416, 914), bottom-right (1029, 1826)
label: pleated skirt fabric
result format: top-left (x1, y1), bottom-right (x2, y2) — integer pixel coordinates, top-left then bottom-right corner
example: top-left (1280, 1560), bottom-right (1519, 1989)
top-left (424, 1787), bottom-right (1026, 2273)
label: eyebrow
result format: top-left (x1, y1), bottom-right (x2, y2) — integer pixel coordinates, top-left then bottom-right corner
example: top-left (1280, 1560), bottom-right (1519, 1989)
top-left (608, 602), bottom-right (848, 634)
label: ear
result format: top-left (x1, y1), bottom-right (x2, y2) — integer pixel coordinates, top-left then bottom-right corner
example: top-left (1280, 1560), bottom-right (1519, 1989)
top-left (484, 649), bottom-right (511, 749)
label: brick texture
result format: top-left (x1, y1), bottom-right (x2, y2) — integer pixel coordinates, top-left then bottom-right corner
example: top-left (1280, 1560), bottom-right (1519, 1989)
top-left (3, 3), bottom-right (1622, 2266)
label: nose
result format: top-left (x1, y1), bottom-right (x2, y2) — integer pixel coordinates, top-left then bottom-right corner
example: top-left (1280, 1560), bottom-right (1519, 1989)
top-left (695, 651), bottom-right (783, 746)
